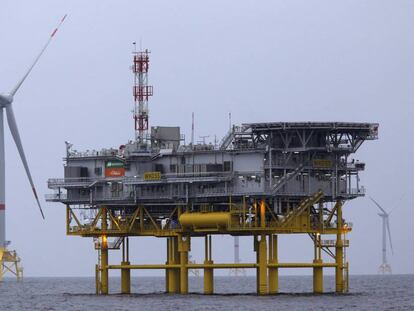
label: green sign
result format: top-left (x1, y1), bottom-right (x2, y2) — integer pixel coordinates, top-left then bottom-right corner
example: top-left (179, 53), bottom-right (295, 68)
top-left (106, 160), bottom-right (124, 168)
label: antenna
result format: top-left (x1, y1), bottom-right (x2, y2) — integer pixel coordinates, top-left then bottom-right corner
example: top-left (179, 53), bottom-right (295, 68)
top-left (132, 46), bottom-right (153, 144)
top-left (229, 112), bottom-right (232, 131)
top-left (191, 112), bottom-right (194, 147)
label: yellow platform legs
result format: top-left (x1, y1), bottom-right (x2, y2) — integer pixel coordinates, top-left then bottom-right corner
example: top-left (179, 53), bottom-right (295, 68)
top-left (335, 200), bottom-right (345, 293)
top-left (203, 235), bottom-right (214, 294)
top-left (313, 233), bottom-right (323, 294)
top-left (99, 208), bottom-right (109, 295)
top-left (121, 238), bottom-right (130, 294)
top-left (91, 197), bottom-right (351, 295)
top-left (255, 235), bottom-right (268, 295)
top-left (0, 248), bottom-right (23, 282)
top-left (166, 236), bottom-right (180, 293)
top-left (178, 235), bottom-right (190, 294)
top-left (268, 234), bottom-right (278, 294)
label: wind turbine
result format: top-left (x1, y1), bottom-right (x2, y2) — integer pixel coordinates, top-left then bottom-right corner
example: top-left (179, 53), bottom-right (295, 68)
top-left (369, 197), bottom-right (393, 274)
top-left (0, 15), bottom-right (66, 280)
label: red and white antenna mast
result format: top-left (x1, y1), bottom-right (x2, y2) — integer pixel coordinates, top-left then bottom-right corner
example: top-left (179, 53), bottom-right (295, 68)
top-left (132, 44), bottom-right (153, 144)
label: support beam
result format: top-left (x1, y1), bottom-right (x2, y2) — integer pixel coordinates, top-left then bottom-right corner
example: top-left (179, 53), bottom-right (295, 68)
top-left (108, 262), bottom-right (336, 269)
top-left (165, 237), bottom-right (170, 292)
top-left (95, 264), bottom-right (100, 294)
top-left (178, 235), bottom-right (190, 294)
top-left (121, 261), bottom-right (131, 294)
top-left (173, 237), bottom-right (180, 292)
top-left (100, 207), bottom-right (109, 295)
top-left (268, 234), bottom-right (278, 294)
top-left (335, 200), bottom-right (344, 293)
top-left (167, 237), bottom-right (180, 293)
top-left (256, 235), bottom-right (268, 295)
top-left (204, 235), bottom-right (214, 294)
top-left (313, 234), bottom-right (323, 294)
top-left (121, 238), bottom-right (130, 294)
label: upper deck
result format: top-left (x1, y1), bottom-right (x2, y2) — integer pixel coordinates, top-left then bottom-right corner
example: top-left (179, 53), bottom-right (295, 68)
top-left (46, 121), bottom-right (378, 207)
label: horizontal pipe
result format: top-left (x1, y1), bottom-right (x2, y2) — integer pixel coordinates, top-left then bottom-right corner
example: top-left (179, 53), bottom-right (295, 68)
top-left (187, 263), bottom-right (257, 269)
top-left (108, 264), bottom-right (181, 269)
top-left (108, 262), bottom-right (337, 270)
top-left (268, 263), bottom-right (337, 268)
top-left (179, 212), bottom-right (232, 228)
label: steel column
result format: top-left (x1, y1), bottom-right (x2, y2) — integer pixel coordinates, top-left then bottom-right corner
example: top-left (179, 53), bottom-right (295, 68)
top-left (335, 201), bottom-right (344, 293)
top-left (121, 238), bottom-right (130, 294)
top-left (178, 235), bottom-right (190, 294)
top-left (313, 234), bottom-right (323, 293)
top-left (268, 234), bottom-right (278, 294)
top-left (100, 207), bottom-right (109, 295)
top-left (256, 235), bottom-right (268, 295)
top-left (204, 235), bottom-right (214, 294)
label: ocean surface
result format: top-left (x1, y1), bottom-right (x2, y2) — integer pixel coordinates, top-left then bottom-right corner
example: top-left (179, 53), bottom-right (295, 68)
top-left (0, 275), bottom-right (413, 310)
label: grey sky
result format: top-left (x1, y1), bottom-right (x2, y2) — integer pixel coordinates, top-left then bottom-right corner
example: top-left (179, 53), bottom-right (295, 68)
top-left (0, 0), bottom-right (413, 277)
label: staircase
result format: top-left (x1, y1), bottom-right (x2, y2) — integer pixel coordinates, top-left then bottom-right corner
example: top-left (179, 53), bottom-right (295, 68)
top-left (279, 190), bottom-right (324, 227)
top-left (219, 129), bottom-right (234, 150)
top-left (271, 164), bottom-right (305, 195)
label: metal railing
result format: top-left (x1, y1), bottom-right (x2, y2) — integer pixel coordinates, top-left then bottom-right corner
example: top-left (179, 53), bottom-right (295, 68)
top-left (321, 239), bottom-right (350, 247)
top-left (68, 148), bottom-right (123, 158)
top-left (48, 171), bottom-right (234, 189)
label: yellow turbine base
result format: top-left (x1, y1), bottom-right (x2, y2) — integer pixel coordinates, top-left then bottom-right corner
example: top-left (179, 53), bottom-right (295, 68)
top-left (0, 247), bottom-right (23, 282)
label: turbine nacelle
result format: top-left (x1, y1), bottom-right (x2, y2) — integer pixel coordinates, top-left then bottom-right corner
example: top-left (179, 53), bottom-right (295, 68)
top-left (0, 93), bottom-right (13, 108)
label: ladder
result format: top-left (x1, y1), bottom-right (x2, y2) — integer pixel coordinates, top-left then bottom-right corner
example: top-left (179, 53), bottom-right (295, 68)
top-left (271, 164), bottom-right (304, 195)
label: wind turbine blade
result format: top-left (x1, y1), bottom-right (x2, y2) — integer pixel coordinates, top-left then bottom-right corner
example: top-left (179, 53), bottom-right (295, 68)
top-left (10, 14), bottom-right (67, 96)
top-left (369, 196), bottom-right (388, 215)
top-left (386, 217), bottom-right (393, 255)
top-left (5, 105), bottom-right (45, 219)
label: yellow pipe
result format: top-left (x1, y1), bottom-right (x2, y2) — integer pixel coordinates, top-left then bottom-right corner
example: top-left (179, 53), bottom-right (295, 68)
top-left (268, 263), bottom-right (336, 268)
top-left (107, 262), bottom-right (337, 269)
top-left (189, 263), bottom-right (257, 269)
top-left (179, 212), bottom-right (232, 229)
top-left (109, 264), bottom-right (181, 269)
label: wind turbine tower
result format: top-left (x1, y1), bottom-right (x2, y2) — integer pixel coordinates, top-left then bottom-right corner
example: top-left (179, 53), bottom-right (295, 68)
top-left (0, 15), bottom-right (66, 281)
top-left (229, 236), bottom-right (246, 276)
top-left (370, 197), bottom-right (393, 274)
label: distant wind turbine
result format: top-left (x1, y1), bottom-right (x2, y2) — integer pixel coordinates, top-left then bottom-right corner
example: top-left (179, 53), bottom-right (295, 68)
top-left (0, 15), bottom-right (67, 249)
top-left (369, 197), bottom-right (393, 274)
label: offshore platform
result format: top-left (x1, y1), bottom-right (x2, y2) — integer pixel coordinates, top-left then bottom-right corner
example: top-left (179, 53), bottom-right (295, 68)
top-left (46, 48), bottom-right (378, 295)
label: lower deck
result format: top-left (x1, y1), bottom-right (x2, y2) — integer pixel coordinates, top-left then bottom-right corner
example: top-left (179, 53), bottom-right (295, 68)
top-left (65, 191), bottom-right (350, 295)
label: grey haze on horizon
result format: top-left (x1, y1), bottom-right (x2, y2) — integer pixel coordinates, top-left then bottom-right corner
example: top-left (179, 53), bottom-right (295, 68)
top-left (0, 0), bottom-right (413, 277)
